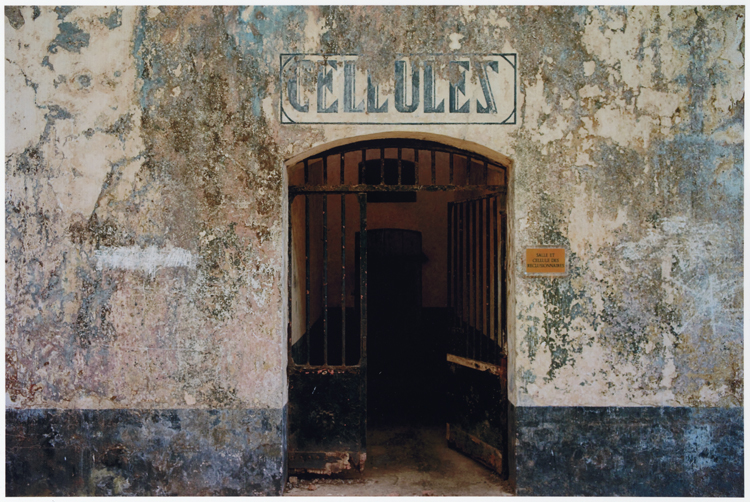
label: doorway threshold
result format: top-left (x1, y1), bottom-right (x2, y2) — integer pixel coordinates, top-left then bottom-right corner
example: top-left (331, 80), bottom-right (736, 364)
top-left (284, 425), bottom-right (512, 496)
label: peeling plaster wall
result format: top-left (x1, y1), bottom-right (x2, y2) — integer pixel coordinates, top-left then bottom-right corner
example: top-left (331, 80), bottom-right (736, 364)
top-left (6, 6), bottom-right (291, 495)
top-left (7, 6), bottom-right (152, 409)
top-left (5, 5), bottom-right (744, 496)
top-left (7, 6), bottom-right (287, 412)
top-left (271, 5), bottom-right (744, 409)
top-left (507, 5), bottom-right (744, 409)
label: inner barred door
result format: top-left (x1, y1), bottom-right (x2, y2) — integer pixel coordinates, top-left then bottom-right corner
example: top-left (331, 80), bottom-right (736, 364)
top-left (446, 193), bottom-right (508, 476)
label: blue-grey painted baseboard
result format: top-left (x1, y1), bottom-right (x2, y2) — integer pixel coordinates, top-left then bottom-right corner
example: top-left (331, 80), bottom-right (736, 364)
top-left (6, 407), bottom-right (287, 496)
top-left (8, 405), bottom-right (742, 496)
top-left (509, 404), bottom-right (743, 496)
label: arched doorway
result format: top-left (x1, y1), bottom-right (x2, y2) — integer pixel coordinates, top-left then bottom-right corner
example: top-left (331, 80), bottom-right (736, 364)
top-left (286, 137), bottom-right (509, 478)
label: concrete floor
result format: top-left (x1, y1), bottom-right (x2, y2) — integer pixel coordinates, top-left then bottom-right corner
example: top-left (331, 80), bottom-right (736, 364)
top-left (284, 425), bottom-right (513, 496)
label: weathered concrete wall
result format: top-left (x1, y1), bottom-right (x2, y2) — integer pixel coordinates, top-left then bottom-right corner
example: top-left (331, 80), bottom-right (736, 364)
top-left (6, 6), bottom-right (290, 495)
top-left (272, 5), bottom-right (744, 409)
top-left (6, 5), bottom-right (744, 496)
top-left (6, 4), bottom-right (287, 412)
top-left (507, 6), bottom-right (744, 408)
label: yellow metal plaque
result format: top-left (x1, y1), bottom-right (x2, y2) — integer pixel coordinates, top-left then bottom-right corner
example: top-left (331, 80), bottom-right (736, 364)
top-left (525, 248), bottom-right (566, 275)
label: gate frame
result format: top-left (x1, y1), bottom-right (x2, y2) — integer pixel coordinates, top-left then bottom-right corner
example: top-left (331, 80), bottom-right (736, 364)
top-left (284, 132), bottom-right (515, 481)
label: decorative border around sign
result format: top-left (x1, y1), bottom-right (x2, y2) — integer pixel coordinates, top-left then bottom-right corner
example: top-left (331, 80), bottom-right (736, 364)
top-left (279, 53), bottom-right (518, 125)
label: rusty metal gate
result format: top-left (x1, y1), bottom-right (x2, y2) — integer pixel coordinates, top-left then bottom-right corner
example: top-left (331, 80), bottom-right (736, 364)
top-left (445, 194), bottom-right (508, 475)
top-left (287, 138), bottom-right (507, 475)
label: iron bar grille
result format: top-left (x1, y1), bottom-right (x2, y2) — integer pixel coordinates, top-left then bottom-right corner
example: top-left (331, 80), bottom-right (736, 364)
top-left (288, 139), bottom-right (507, 368)
top-left (447, 194), bottom-right (506, 365)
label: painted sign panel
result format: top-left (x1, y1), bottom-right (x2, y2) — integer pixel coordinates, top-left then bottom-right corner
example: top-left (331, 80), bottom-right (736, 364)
top-left (525, 248), bottom-right (566, 275)
top-left (280, 54), bottom-right (517, 125)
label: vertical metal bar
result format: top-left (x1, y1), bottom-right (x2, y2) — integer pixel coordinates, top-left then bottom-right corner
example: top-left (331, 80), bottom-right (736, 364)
top-left (478, 198), bottom-right (484, 362)
top-left (471, 199), bottom-right (477, 359)
top-left (340, 152), bottom-right (346, 185)
top-left (340, 153), bottom-right (346, 366)
top-left (358, 195), bottom-right (368, 457)
top-left (430, 150), bottom-right (436, 185)
top-left (465, 201), bottom-right (471, 358)
top-left (466, 200), bottom-right (472, 359)
top-left (360, 149), bottom-right (366, 183)
top-left (486, 196), bottom-right (492, 349)
top-left (323, 193), bottom-right (328, 366)
top-left (449, 153), bottom-right (454, 185)
top-left (453, 198), bottom-right (459, 332)
top-left (456, 202), bottom-right (461, 353)
top-left (323, 158), bottom-right (330, 365)
top-left (358, 194), bottom-right (367, 367)
top-left (467, 200), bottom-right (472, 359)
top-left (305, 193), bottom-right (310, 365)
top-left (288, 195), bottom-right (294, 366)
top-left (500, 209), bottom-right (507, 356)
top-left (414, 149), bottom-right (420, 185)
top-left (458, 202), bottom-right (466, 357)
top-left (341, 194), bottom-right (346, 366)
top-left (380, 147), bottom-right (385, 185)
top-left (397, 148), bottom-right (402, 185)
top-left (447, 203), bottom-right (453, 314)
top-left (451, 198), bottom-right (463, 327)
top-left (304, 159), bottom-right (310, 364)
top-left (493, 196), bottom-right (500, 361)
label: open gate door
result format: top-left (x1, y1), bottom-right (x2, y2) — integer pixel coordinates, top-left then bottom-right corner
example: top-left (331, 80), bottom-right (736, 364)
top-left (287, 183), bottom-right (368, 474)
top-left (446, 194), bottom-right (508, 477)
